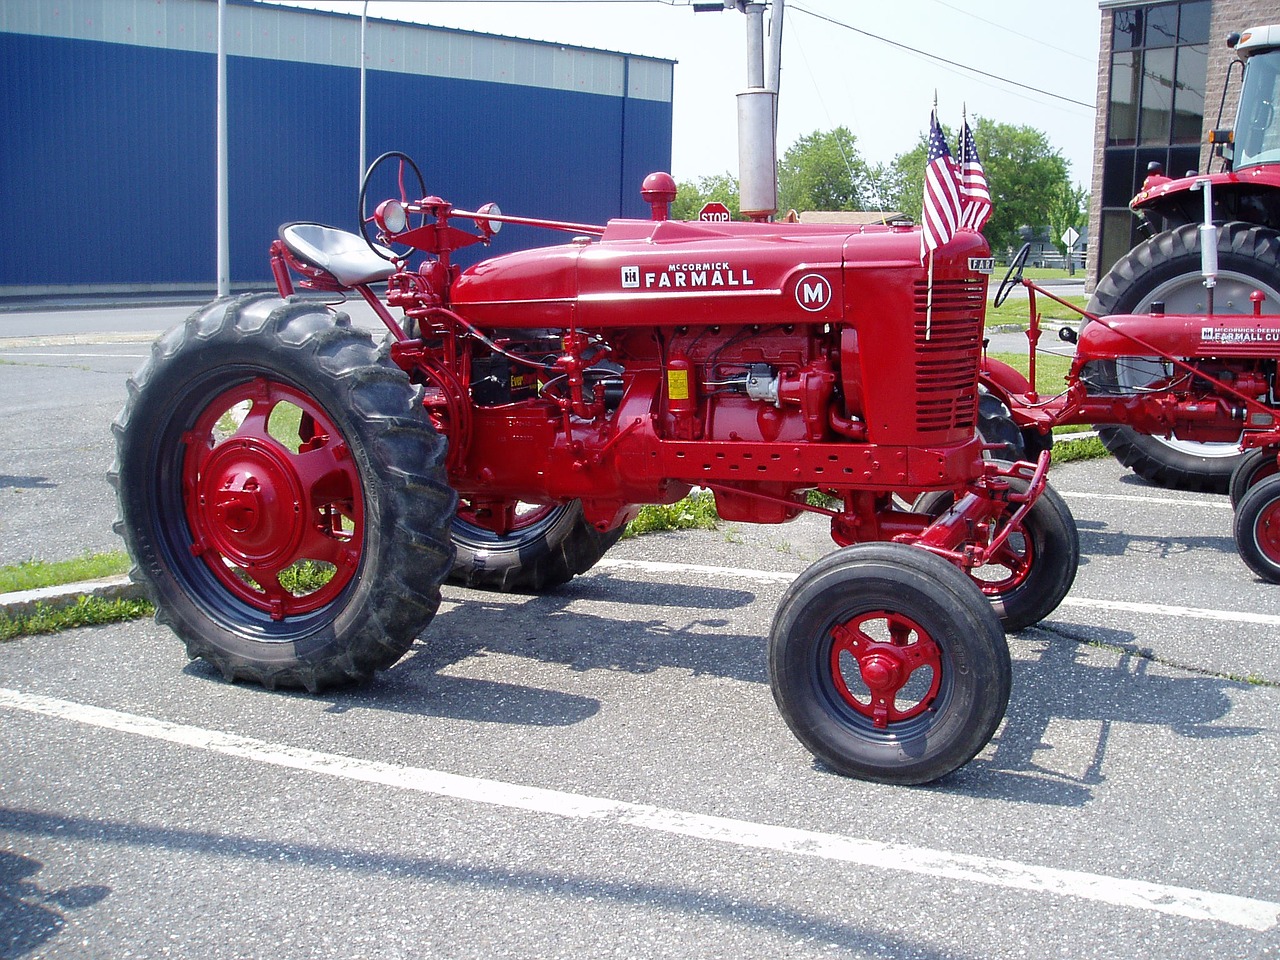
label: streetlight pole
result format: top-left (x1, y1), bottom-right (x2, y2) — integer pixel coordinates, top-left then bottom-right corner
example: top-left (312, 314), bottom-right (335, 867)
top-left (360, 1), bottom-right (369, 191)
top-left (216, 0), bottom-right (229, 297)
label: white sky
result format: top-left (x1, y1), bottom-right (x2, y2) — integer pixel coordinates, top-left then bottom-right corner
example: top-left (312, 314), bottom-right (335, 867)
top-left (264, 0), bottom-right (1103, 188)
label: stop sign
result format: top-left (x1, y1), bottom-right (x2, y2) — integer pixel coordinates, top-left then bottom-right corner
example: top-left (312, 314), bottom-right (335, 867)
top-left (698, 201), bottom-right (731, 222)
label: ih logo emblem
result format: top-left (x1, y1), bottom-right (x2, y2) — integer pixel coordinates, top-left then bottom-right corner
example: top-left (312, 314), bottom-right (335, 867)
top-left (621, 266), bottom-right (640, 289)
top-left (795, 273), bottom-right (833, 312)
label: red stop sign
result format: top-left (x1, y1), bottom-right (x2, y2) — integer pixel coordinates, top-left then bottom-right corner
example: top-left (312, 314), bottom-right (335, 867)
top-left (698, 201), bottom-right (731, 222)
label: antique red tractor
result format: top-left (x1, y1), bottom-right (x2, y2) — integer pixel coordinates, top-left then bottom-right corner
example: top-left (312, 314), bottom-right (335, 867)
top-left (1089, 23), bottom-right (1280, 491)
top-left (112, 155), bottom-right (1079, 785)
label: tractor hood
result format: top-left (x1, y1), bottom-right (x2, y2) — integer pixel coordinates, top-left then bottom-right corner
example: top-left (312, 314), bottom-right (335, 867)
top-left (1080, 311), bottom-right (1280, 359)
top-left (449, 217), bottom-right (933, 328)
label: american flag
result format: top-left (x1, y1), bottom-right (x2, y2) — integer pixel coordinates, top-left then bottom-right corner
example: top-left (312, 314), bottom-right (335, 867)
top-left (958, 120), bottom-right (993, 231)
top-left (920, 109), bottom-right (962, 261)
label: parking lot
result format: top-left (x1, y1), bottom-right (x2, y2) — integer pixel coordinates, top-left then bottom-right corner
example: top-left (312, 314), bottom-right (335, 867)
top-left (1, 309), bottom-right (1278, 958)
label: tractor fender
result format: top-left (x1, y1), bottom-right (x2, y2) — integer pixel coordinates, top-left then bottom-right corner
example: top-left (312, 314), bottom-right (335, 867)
top-left (979, 355), bottom-right (1033, 402)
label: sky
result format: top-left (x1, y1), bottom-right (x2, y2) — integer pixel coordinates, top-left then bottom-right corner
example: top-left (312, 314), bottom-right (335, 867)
top-left (264, 0), bottom-right (1104, 189)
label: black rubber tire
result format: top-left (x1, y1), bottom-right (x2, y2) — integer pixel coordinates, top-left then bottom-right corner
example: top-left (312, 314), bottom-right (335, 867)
top-left (1088, 222), bottom-right (1280, 493)
top-left (1229, 448), bottom-right (1280, 509)
top-left (977, 388), bottom-right (1026, 461)
top-left (915, 478), bottom-right (1078, 632)
top-left (1233, 473), bottom-right (1280, 583)
top-left (449, 500), bottom-right (624, 592)
top-left (768, 543), bottom-right (1011, 785)
top-left (111, 294), bottom-right (457, 691)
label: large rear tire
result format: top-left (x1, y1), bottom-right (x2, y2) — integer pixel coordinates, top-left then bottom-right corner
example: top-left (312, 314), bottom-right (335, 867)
top-left (111, 294), bottom-right (456, 691)
top-left (1089, 222), bottom-right (1280, 492)
top-left (769, 543), bottom-right (1010, 785)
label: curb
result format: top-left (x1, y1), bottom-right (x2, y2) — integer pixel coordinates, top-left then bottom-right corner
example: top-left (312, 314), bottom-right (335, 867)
top-left (0, 576), bottom-right (148, 619)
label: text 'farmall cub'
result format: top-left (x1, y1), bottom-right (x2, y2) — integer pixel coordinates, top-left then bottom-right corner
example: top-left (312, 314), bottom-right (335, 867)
top-left (113, 155), bottom-right (1079, 785)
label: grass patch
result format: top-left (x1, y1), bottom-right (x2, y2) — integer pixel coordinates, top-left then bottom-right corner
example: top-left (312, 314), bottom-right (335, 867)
top-left (0, 551), bottom-right (132, 594)
top-left (1050, 435), bottom-right (1109, 464)
top-left (985, 294), bottom-right (1089, 330)
top-left (624, 490), bottom-right (720, 538)
top-left (0, 596), bottom-right (154, 641)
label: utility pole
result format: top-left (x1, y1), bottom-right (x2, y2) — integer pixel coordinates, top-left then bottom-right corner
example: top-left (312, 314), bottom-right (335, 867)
top-left (695, 1), bottom-right (783, 221)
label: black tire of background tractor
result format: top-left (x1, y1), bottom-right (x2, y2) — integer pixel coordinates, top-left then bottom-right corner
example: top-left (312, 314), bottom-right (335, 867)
top-left (1020, 426), bottom-right (1055, 462)
top-left (915, 478), bottom-right (1078, 632)
top-left (977, 389), bottom-right (1026, 461)
top-left (110, 294), bottom-right (457, 692)
top-left (1233, 473), bottom-right (1280, 583)
top-left (1088, 222), bottom-right (1280, 493)
top-left (768, 542), bottom-right (1010, 785)
top-left (449, 500), bottom-right (624, 592)
top-left (1229, 448), bottom-right (1280, 509)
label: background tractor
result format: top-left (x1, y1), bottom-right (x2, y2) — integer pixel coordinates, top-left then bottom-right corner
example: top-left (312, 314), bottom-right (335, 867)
top-left (1091, 23), bottom-right (1280, 491)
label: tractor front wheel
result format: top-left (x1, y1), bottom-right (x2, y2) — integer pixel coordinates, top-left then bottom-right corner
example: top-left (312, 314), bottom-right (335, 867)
top-left (1233, 474), bottom-right (1280, 583)
top-left (915, 478), bottom-right (1078, 632)
top-left (768, 543), bottom-right (1011, 784)
top-left (1229, 448), bottom-right (1280, 509)
top-left (111, 294), bottom-right (456, 691)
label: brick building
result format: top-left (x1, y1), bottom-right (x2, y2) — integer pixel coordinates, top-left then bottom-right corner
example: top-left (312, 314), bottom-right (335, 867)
top-left (1088, 0), bottom-right (1274, 288)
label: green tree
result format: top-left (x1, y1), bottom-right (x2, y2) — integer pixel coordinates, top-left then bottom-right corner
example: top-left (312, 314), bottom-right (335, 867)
top-left (776, 127), bottom-right (888, 214)
top-left (1046, 180), bottom-right (1088, 272)
top-left (886, 116), bottom-right (1073, 254)
top-left (671, 172), bottom-right (740, 221)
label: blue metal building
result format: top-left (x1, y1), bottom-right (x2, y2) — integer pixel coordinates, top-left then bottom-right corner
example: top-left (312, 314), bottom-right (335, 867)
top-left (0, 0), bottom-right (674, 296)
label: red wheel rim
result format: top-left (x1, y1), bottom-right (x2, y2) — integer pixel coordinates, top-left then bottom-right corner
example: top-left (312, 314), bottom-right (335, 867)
top-left (1253, 497), bottom-right (1280, 563)
top-left (182, 377), bottom-right (363, 619)
top-left (972, 521), bottom-right (1033, 597)
top-left (828, 611), bottom-right (943, 728)
top-left (455, 499), bottom-right (557, 537)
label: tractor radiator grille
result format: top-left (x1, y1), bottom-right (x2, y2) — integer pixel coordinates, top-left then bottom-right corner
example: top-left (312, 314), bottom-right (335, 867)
top-left (912, 279), bottom-right (984, 433)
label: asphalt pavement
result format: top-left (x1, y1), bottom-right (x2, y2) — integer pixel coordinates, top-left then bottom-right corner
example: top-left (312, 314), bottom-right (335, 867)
top-left (1, 297), bottom-right (1278, 959)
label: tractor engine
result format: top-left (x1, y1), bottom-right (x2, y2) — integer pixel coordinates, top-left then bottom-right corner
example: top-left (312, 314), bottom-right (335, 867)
top-left (446, 218), bottom-right (992, 525)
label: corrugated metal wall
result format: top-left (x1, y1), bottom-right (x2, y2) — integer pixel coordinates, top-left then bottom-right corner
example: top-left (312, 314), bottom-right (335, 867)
top-left (0, 0), bottom-right (673, 294)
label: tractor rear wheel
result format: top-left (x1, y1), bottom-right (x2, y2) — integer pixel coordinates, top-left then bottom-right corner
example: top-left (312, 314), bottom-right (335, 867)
top-left (768, 543), bottom-right (1010, 784)
top-left (449, 499), bottom-right (623, 592)
top-left (1233, 474), bottom-right (1280, 583)
top-left (914, 478), bottom-right (1078, 632)
top-left (1089, 222), bottom-right (1280, 492)
top-left (111, 294), bottom-right (456, 691)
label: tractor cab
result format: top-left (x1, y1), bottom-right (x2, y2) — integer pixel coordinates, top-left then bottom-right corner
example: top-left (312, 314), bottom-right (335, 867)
top-left (1130, 23), bottom-right (1280, 233)
top-left (1229, 26), bottom-right (1280, 171)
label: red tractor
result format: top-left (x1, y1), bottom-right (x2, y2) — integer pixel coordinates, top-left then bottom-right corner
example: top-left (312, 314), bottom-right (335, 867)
top-left (1089, 23), bottom-right (1280, 491)
top-left (983, 230), bottom-right (1280, 582)
top-left (113, 156), bottom-right (1079, 785)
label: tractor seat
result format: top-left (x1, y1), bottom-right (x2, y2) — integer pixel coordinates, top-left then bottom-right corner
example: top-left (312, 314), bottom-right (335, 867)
top-left (279, 222), bottom-right (397, 287)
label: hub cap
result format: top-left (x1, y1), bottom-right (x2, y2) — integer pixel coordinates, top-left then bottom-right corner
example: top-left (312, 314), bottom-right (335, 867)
top-left (829, 611), bottom-right (942, 728)
top-left (182, 378), bottom-right (363, 619)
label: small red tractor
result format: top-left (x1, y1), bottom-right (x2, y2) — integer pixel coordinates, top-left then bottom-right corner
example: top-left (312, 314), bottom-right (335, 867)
top-left (1088, 22), bottom-right (1280, 491)
top-left (983, 220), bottom-right (1280, 582)
top-left (113, 154), bottom-right (1079, 785)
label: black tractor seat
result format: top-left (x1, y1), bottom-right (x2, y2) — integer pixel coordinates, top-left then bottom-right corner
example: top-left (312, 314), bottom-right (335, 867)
top-left (278, 222), bottom-right (397, 288)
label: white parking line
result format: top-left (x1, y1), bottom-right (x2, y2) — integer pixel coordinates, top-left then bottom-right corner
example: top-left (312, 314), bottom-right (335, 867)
top-left (597, 559), bottom-right (1280, 626)
top-left (1057, 490), bottom-right (1232, 510)
top-left (0, 688), bottom-right (1274, 931)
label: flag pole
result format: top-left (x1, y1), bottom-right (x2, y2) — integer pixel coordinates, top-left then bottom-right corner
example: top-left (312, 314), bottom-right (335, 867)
top-left (925, 92), bottom-right (938, 340)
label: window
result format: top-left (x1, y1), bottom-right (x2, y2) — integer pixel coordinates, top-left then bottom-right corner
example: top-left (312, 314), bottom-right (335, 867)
top-left (1097, 1), bottom-right (1211, 278)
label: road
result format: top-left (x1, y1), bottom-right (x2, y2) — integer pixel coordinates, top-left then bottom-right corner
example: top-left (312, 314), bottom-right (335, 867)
top-left (1, 300), bottom-right (1278, 959)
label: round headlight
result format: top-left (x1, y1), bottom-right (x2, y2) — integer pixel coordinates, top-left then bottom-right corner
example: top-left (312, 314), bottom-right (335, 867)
top-left (376, 199), bottom-right (408, 235)
top-left (478, 202), bottom-right (503, 236)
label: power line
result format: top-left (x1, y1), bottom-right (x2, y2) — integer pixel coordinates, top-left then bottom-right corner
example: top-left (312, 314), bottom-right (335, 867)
top-left (923, 0), bottom-right (1097, 64)
top-left (788, 3), bottom-right (1096, 111)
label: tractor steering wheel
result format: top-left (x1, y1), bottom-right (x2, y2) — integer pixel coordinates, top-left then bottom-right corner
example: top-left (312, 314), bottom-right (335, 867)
top-left (358, 151), bottom-right (427, 261)
top-left (993, 243), bottom-right (1033, 307)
